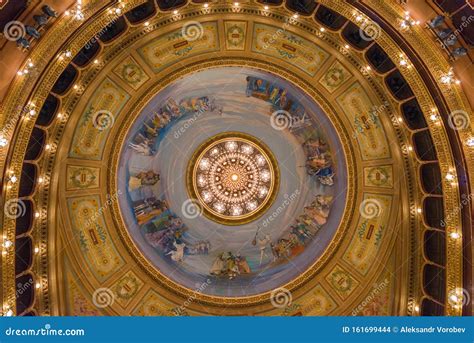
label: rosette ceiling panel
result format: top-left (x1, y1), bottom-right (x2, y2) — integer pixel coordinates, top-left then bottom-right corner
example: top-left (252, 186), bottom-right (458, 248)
top-left (0, 0), bottom-right (472, 316)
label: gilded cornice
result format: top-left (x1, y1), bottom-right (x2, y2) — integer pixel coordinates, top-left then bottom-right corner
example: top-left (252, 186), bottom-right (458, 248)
top-left (0, 0), bottom-right (467, 316)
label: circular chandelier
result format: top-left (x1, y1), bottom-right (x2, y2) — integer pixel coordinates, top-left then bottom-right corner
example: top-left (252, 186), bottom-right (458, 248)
top-left (187, 132), bottom-right (279, 225)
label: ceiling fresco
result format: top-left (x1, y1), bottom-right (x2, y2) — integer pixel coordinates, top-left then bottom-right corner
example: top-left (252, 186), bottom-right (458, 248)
top-left (116, 67), bottom-right (346, 297)
top-left (0, 0), bottom-right (471, 318)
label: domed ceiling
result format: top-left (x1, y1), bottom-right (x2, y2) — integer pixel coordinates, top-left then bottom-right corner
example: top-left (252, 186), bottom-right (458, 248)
top-left (116, 67), bottom-right (347, 297)
top-left (0, 0), bottom-right (472, 317)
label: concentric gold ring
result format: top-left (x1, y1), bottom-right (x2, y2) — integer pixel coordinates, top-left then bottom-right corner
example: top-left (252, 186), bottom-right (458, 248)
top-left (186, 132), bottom-right (280, 225)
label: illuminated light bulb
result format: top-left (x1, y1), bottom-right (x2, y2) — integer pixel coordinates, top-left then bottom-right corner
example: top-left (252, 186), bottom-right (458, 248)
top-left (94, 59), bottom-right (99, 64)
top-left (417, 207), bottom-right (422, 214)
top-left (65, 50), bottom-right (72, 58)
top-left (65, 10), bottom-right (70, 16)
top-left (441, 75), bottom-right (451, 84)
top-left (355, 15), bottom-right (362, 22)
top-left (35, 212), bottom-right (40, 218)
top-left (34, 247), bottom-right (40, 253)
top-left (455, 80), bottom-right (461, 85)
top-left (320, 27), bottom-right (325, 32)
top-left (57, 113), bottom-right (63, 119)
top-left (28, 62), bottom-right (34, 68)
top-left (398, 116), bottom-right (403, 123)
top-left (45, 144), bottom-right (51, 150)
top-left (430, 114), bottom-right (437, 121)
top-left (203, 3), bottom-right (209, 8)
top-left (264, 5), bottom-right (269, 10)
top-left (144, 22), bottom-right (149, 26)
top-left (29, 109), bottom-right (37, 116)
top-left (449, 294), bottom-right (458, 302)
top-left (38, 177), bottom-right (44, 184)
top-left (440, 68), bottom-right (456, 84)
top-left (35, 282), bottom-right (41, 289)
top-left (292, 13), bottom-right (299, 19)
top-left (5, 309), bottom-right (13, 317)
top-left (3, 240), bottom-right (12, 248)
top-left (173, 10), bottom-right (178, 14)
top-left (407, 145), bottom-right (413, 152)
top-left (414, 305), bottom-right (420, 312)
top-left (231, 174), bottom-right (239, 181)
top-left (234, 2), bottom-right (239, 6)
top-left (446, 173), bottom-right (454, 181)
top-left (0, 137), bottom-right (8, 147)
top-left (450, 232), bottom-right (460, 239)
top-left (9, 175), bottom-right (17, 183)
top-left (344, 44), bottom-right (350, 49)
top-left (466, 137), bottom-right (474, 147)
top-left (366, 66), bottom-right (371, 71)
top-left (17, 71), bottom-right (23, 76)
top-left (399, 59), bottom-right (407, 66)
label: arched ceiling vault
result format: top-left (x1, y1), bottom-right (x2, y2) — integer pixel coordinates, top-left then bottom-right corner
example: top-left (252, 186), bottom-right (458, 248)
top-left (0, 0), bottom-right (472, 316)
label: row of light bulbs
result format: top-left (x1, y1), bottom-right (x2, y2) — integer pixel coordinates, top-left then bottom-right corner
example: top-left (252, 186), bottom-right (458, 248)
top-left (1, 0), bottom-right (88, 315)
top-left (2, 234), bottom-right (42, 316)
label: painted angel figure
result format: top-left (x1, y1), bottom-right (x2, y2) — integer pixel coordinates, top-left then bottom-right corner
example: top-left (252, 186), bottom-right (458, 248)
top-left (167, 241), bottom-right (186, 262)
top-left (257, 234), bottom-right (272, 265)
top-left (128, 142), bottom-right (155, 156)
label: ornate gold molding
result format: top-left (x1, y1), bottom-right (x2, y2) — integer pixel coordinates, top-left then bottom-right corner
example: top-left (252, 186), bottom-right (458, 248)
top-left (0, 0), bottom-right (463, 315)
